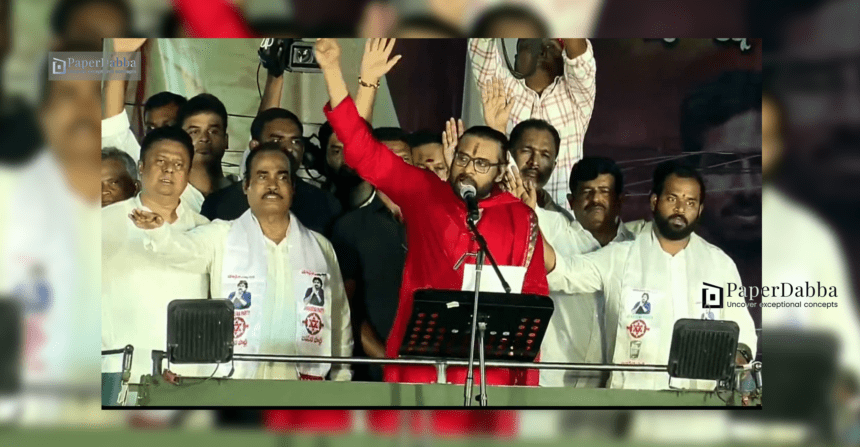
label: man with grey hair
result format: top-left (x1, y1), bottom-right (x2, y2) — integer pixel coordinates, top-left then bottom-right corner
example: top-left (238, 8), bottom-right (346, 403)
top-left (101, 147), bottom-right (139, 207)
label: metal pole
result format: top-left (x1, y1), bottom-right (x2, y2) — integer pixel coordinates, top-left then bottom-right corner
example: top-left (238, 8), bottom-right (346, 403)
top-left (464, 250), bottom-right (485, 406)
top-left (478, 320), bottom-right (487, 406)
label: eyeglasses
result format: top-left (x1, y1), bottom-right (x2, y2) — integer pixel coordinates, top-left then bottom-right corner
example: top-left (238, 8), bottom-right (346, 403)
top-left (453, 151), bottom-right (504, 174)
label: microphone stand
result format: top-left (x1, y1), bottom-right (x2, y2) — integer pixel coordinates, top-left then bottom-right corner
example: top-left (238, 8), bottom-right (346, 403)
top-left (463, 216), bottom-right (510, 407)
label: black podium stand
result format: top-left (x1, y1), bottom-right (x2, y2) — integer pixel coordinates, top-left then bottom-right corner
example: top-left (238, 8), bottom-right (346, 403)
top-left (399, 289), bottom-right (553, 404)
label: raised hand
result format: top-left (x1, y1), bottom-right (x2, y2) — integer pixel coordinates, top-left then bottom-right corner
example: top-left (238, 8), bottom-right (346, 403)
top-left (504, 164), bottom-right (537, 209)
top-left (314, 38), bottom-right (342, 71)
top-left (113, 38), bottom-right (147, 53)
top-left (129, 208), bottom-right (164, 230)
top-left (361, 38), bottom-right (402, 85)
top-left (481, 77), bottom-right (513, 134)
top-left (441, 117), bottom-right (464, 168)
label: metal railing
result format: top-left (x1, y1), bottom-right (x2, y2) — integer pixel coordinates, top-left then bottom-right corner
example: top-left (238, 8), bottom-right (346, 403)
top-left (151, 350), bottom-right (749, 385)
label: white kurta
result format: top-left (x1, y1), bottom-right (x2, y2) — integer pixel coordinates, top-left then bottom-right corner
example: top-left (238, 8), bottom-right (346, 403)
top-left (536, 206), bottom-right (643, 387)
top-left (101, 111), bottom-right (205, 212)
top-left (762, 186), bottom-right (860, 376)
top-left (547, 222), bottom-right (758, 390)
top-left (101, 194), bottom-right (211, 382)
top-left (0, 151), bottom-right (111, 425)
top-left (141, 217), bottom-right (353, 381)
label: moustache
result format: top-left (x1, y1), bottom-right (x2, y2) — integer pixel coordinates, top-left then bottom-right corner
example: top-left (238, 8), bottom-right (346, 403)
top-left (585, 203), bottom-right (606, 212)
top-left (668, 214), bottom-right (688, 225)
top-left (262, 191), bottom-right (283, 199)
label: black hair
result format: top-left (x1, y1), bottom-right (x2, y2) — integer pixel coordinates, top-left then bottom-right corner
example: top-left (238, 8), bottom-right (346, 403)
top-left (50, 0), bottom-right (131, 37)
top-left (651, 160), bottom-right (706, 204)
top-left (460, 126), bottom-right (509, 165)
top-left (681, 70), bottom-right (762, 153)
top-left (508, 119), bottom-right (561, 158)
top-left (372, 127), bottom-right (409, 145)
top-left (471, 4), bottom-right (549, 37)
top-left (317, 121), bottom-right (335, 152)
top-left (394, 15), bottom-right (465, 38)
top-left (144, 92), bottom-right (187, 117)
top-left (251, 108), bottom-right (303, 142)
top-left (139, 125), bottom-right (195, 166)
top-left (312, 277), bottom-right (322, 285)
top-left (238, 280), bottom-right (248, 288)
top-left (243, 141), bottom-right (299, 186)
top-left (177, 93), bottom-right (228, 131)
top-left (39, 40), bottom-right (102, 106)
top-left (407, 130), bottom-right (443, 149)
top-left (569, 156), bottom-right (624, 196)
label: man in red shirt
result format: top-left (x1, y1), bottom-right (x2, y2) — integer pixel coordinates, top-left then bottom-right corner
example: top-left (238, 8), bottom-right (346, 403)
top-left (316, 38), bottom-right (549, 386)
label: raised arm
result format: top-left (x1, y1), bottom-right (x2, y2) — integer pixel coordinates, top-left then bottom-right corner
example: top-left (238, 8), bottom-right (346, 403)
top-left (545, 240), bottom-right (614, 295)
top-left (468, 38), bottom-right (516, 91)
top-left (355, 38), bottom-right (401, 120)
top-left (102, 39), bottom-right (147, 160)
top-left (258, 72), bottom-right (284, 113)
top-left (130, 209), bottom-right (219, 274)
top-left (560, 38), bottom-right (597, 127)
top-left (317, 38), bottom-right (436, 207)
top-left (172, 0), bottom-right (255, 38)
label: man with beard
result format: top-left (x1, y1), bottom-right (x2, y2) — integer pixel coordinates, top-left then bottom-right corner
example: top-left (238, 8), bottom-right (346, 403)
top-left (518, 156), bottom-right (643, 387)
top-left (469, 37), bottom-right (594, 213)
top-left (507, 118), bottom-right (573, 221)
top-left (102, 126), bottom-right (209, 382)
top-left (681, 70), bottom-right (762, 324)
top-left (542, 160), bottom-right (757, 390)
top-left (101, 147), bottom-right (139, 207)
top-left (129, 142), bottom-right (353, 381)
top-left (317, 37), bottom-right (549, 386)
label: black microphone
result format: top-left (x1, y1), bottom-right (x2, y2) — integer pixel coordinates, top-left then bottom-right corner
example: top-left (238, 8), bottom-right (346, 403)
top-left (460, 184), bottom-right (480, 223)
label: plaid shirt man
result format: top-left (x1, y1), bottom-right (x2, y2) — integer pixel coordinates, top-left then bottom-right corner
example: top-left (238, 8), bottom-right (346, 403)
top-left (468, 38), bottom-right (597, 212)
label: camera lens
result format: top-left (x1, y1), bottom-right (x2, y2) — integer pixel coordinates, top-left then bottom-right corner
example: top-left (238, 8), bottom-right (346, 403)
top-left (293, 47), bottom-right (314, 64)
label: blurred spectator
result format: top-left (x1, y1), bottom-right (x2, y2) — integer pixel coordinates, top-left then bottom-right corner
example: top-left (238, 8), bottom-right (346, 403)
top-left (761, 88), bottom-right (860, 388)
top-left (100, 147), bottom-right (139, 207)
top-left (681, 70), bottom-right (762, 327)
top-left (468, 38), bottom-right (594, 214)
top-left (408, 130), bottom-right (448, 180)
top-left (470, 4), bottom-right (549, 38)
top-left (50, 0), bottom-right (132, 48)
top-left (0, 0), bottom-right (42, 166)
top-left (101, 127), bottom-right (209, 383)
top-left (391, 16), bottom-right (465, 38)
top-left (0, 40), bottom-right (102, 423)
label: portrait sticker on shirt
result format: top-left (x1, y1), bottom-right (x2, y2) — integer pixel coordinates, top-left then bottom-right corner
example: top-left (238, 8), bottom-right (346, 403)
top-left (227, 274), bottom-right (261, 348)
top-left (620, 288), bottom-right (662, 365)
top-left (625, 288), bottom-right (660, 321)
top-left (300, 271), bottom-right (327, 309)
top-left (296, 270), bottom-right (330, 348)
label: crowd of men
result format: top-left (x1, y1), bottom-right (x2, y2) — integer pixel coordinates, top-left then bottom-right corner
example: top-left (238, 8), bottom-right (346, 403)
top-left (101, 37), bottom-right (760, 396)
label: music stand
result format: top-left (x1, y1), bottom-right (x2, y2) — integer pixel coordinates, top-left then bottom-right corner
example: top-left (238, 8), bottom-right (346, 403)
top-left (166, 299), bottom-right (234, 366)
top-left (668, 318), bottom-right (739, 381)
top-left (399, 289), bottom-right (553, 405)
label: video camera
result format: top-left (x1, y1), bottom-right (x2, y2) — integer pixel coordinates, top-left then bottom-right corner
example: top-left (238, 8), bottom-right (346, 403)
top-left (258, 38), bottom-right (321, 77)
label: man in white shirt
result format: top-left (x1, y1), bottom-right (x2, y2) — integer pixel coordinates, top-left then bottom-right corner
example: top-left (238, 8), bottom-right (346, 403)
top-left (526, 156), bottom-right (642, 387)
top-left (543, 160), bottom-right (757, 390)
top-left (130, 142), bottom-right (352, 382)
top-left (102, 126), bottom-right (211, 383)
